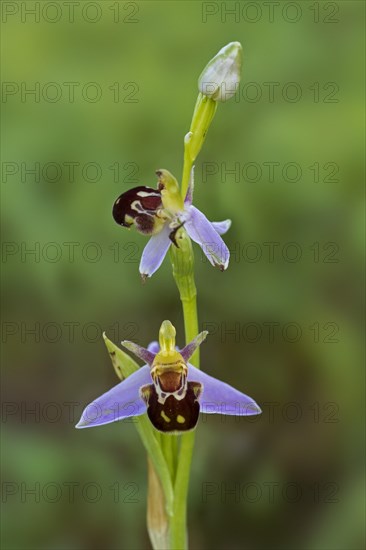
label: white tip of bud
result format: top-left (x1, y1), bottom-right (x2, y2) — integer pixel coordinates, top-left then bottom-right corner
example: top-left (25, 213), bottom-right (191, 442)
top-left (198, 42), bottom-right (242, 102)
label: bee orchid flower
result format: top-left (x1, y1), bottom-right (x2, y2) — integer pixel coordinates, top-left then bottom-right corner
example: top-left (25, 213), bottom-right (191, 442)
top-left (112, 168), bottom-right (231, 279)
top-left (76, 321), bottom-right (261, 434)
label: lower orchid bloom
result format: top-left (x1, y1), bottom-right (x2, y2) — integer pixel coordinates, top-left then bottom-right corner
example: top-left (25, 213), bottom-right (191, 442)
top-left (112, 168), bottom-right (231, 279)
top-left (76, 321), bottom-right (261, 434)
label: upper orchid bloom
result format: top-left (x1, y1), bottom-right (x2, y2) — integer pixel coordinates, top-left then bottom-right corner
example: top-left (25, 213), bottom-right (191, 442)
top-left (76, 321), bottom-right (261, 434)
top-left (112, 168), bottom-right (231, 279)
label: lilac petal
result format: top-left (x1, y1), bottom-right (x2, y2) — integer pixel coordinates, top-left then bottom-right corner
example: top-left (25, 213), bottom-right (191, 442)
top-left (121, 340), bottom-right (155, 365)
top-left (76, 365), bottom-right (151, 428)
top-left (184, 206), bottom-right (230, 270)
top-left (187, 364), bottom-right (261, 416)
top-left (211, 219), bottom-right (231, 235)
top-left (147, 341), bottom-right (159, 354)
top-left (139, 224), bottom-right (172, 278)
top-left (184, 166), bottom-right (195, 206)
top-left (180, 331), bottom-right (208, 361)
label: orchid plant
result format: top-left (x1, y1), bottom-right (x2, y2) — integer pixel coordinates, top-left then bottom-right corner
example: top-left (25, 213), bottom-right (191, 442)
top-left (77, 42), bottom-right (261, 550)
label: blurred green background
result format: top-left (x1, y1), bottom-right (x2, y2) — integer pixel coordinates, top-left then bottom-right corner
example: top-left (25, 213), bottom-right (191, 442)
top-left (1, 1), bottom-right (365, 549)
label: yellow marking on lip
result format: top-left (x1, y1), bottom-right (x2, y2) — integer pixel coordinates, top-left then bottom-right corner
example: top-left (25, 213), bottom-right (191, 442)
top-left (156, 361), bottom-right (182, 368)
top-left (160, 411), bottom-right (171, 423)
top-left (176, 415), bottom-right (185, 424)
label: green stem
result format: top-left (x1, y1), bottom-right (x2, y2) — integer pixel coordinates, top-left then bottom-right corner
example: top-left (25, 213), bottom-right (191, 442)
top-left (169, 236), bottom-right (199, 549)
top-left (181, 296), bottom-right (200, 364)
top-left (161, 434), bottom-right (176, 483)
top-left (181, 93), bottom-right (217, 198)
top-left (170, 296), bottom-right (199, 549)
top-left (171, 435), bottom-right (179, 479)
top-left (171, 306), bottom-right (199, 550)
top-left (168, 89), bottom-right (217, 550)
top-left (181, 153), bottom-right (193, 205)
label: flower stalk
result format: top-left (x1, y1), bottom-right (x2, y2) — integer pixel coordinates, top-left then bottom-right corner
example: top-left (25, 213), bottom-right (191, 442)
top-left (181, 94), bottom-right (217, 199)
top-left (169, 233), bottom-right (199, 550)
top-left (168, 43), bottom-right (243, 547)
top-left (77, 41), bottom-right (250, 550)
top-left (168, 83), bottom-right (209, 548)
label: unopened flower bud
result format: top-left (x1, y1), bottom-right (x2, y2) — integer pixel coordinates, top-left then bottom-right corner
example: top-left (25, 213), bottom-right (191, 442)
top-left (198, 42), bottom-right (242, 102)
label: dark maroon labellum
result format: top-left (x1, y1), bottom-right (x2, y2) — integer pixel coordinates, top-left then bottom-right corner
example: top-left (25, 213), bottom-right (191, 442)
top-left (140, 382), bottom-right (202, 433)
top-left (112, 186), bottom-right (162, 235)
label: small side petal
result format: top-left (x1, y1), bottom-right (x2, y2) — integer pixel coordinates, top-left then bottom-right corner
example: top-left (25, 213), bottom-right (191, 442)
top-left (76, 365), bottom-right (151, 428)
top-left (180, 331), bottom-right (208, 362)
top-left (211, 219), bottom-right (231, 235)
top-left (121, 340), bottom-right (155, 365)
top-left (139, 224), bottom-right (172, 278)
top-left (185, 206), bottom-right (230, 270)
top-left (187, 364), bottom-right (261, 416)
